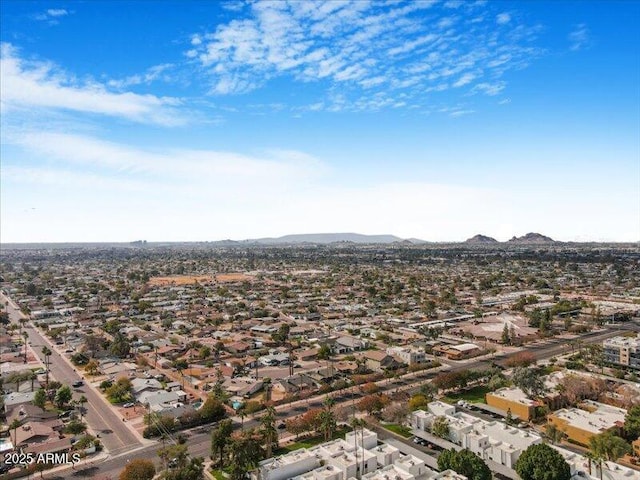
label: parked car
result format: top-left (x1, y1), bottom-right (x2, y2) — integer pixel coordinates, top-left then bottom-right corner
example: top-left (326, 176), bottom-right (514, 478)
top-left (123, 402), bottom-right (135, 408)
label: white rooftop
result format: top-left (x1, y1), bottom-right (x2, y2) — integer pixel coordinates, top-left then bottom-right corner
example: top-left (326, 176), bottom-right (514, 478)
top-left (489, 387), bottom-right (537, 406)
top-left (551, 401), bottom-right (626, 434)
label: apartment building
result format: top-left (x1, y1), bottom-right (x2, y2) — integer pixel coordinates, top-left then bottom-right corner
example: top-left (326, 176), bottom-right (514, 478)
top-left (254, 428), bottom-right (467, 480)
top-left (485, 387), bottom-right (537, 421)
top-left (547, 400), bottom-right (627, 446)
top-left (551, 445), bottom-right (640, 480)
top-left (603, 335), bottom-right (640, 370)
top-left (410, 402), bottom-right (542, 469)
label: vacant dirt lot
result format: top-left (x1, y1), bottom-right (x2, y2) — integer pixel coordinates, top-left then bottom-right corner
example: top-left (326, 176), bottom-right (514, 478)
top-left (148, 275), bottom-right (213, 286)
top-left (215, 273), bottom-right (252, 283)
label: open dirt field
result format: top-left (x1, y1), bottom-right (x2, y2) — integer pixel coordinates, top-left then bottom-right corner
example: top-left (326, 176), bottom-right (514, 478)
top-left (148, 275), bottom-right (213, 286)
top-left (215, 273), bottom-right (253, 282)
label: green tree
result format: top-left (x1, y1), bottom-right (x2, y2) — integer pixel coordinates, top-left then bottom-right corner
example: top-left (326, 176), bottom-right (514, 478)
top-left (431, 416), bottom-right (450, 439)
top-left (438, 449), bottom-right (491, 480)
top-left (512, 366), bottom-right (546, 398)
top-left (163, 457), bottom-right (204, 480)
top-left (85, 358), bottom-right (100, 376)
top-left (64, 420), bottom-right (88, 435)
top-left (501, 323), bottom-right (511, 345)
top-left (409, 394), bottom-right (429, 411)
top-left (317, 343), bottom-right (332, 360)
top-left (41, 346), bottom-right (52, 390)
top-left (545, 423), bottom-right (567, 445)
top-left (318, 397), bottom-right (337, 442)
top-left (623, 404), bottom-right (640, 440)
top-left (210, 419), bottom-right (233, 468)
top-left (33, 388), bottom-right (47, 410)
top-left (110, 332), bottom-right (131, 358)
top-left (229, 433), bottom-right (264, 480)
top-left (9, 418), bottom-right (21, 448)
top-left (78, 395), bottom-right (88, 420)
top-left (106, 377), bottom-right (133, 403)
top-left (54, 385), bottom-right (72, 408)
top-left (199, 394), bottom-right (226, 422)
top-left (589, 431), bottom-right (632, 462)
top-left (260, 406), bottom-right (278, 458)
top-left (118, 458), bottom-right (156, 480)
top-left (515, 443), bottom-right (571, 480)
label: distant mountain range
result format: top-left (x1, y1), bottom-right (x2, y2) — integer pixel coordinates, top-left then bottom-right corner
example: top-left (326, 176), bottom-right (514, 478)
top-left (465, 232), bottom-right (556, 244)
top-left (247, 233), bottom-right (407, 244)
top-left (208, 232), bottom-right (556, 245)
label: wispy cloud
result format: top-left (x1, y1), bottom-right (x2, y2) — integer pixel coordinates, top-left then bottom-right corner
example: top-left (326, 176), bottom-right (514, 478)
top-left (0, 43), bottom-right (187, 126)
top-left (496, 13), bottom-right (511, 25)
top-left (34, 8), bottom-right (71, 24)
top-left (3, 130), bottom-right (324, 186)
top-left (187, 0), bottom-right (542, 111)
top-left (107, 63), bottom-right (175, 89)
top-left (568, 24), bottom-right (590, 51)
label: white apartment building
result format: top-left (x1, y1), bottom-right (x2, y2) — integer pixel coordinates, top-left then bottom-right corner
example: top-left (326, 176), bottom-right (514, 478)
top-left (411, 402), bottom-right (542, 469)
top-left (552, 445), bottom-right (640, 480)
top-left (254, 428), bottom-right (469, 480)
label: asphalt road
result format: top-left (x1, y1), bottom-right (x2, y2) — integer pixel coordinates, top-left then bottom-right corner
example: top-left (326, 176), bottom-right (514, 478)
top-left (1, 293), bottom-right (143, 455)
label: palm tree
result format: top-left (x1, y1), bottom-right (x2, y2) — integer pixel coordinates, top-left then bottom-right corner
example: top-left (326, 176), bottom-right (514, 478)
top-left (28, 371), bottom-right (37, 392)
top-left (9, 419), bottom-right (21, 449)
top-left (42, 346), bottom-right (51, 390)
top-left (78, 395), bottom-right (87, 420)
top-left (22, 331), bottom-right (29, 363)
top-left (263, 377), bottom-right (272, 403)
top-left (350, 417), bottom-right (367, 479)
top-left (319, 397), bottom-right (337, 441)
top-left (260, 406), bottom-right (278, 458)
top-left (238, 405), bottom-right (247, 430)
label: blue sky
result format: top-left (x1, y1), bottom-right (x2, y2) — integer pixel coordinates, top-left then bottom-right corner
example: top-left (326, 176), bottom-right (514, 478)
top-left (1, 0), bottom-right (638, 243)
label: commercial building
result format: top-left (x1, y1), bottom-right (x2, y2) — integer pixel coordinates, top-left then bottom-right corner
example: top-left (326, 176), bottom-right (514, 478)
top-left (603, 335), bottom-right (640, 370)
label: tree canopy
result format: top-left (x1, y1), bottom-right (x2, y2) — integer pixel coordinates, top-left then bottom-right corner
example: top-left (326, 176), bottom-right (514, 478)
top-left (624, 404), bottom-right (640, 440)
top-left (119, 459), bottom-right (156, 480)
top-left (515, 443), bottom-right (571, 480)
top-left (589, 431), bottom-right (632, 462)
top-left (437, 449), bottom-right (491, 480)
top-left (512, 366), bottom-right (546, 398)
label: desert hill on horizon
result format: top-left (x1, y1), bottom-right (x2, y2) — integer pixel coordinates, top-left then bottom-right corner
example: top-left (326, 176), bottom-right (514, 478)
top-left (4, 232), bottom-right (637, 248)
top-left (228, 231), bottom-right (562, 245)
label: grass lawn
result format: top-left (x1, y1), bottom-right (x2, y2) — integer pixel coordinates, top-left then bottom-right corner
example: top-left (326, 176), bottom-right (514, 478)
top-left (442, 385), bottom-right (490, 404)
top-left (278, 426), bottom-right (351, 453)
top-left (382, 423), bottom-right (413, 438)
top-left (210, 470), bottom-right (226, 480)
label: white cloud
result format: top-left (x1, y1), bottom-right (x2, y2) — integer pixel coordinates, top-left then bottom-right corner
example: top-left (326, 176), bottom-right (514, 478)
top-left (34, 8), bottom-right (71, 24)
top-left (3, 130), bottom-right (324, 186)
top-left (107, 63), bottom-right (175, 89)
top-left (187, 1), bottom-right (543, 112)
top-left (0, 44), bottom-right (186, 126)
top-left (472, 81), bottom-right (505, 96)
top-left (496, 13), bottom-right (511, 25)
top-left (453, 73), bottom-right (475, 87)
top-left (46, 9), bottom-right (68, 17)
top-left (568, 24), bottom-right (590, 51)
